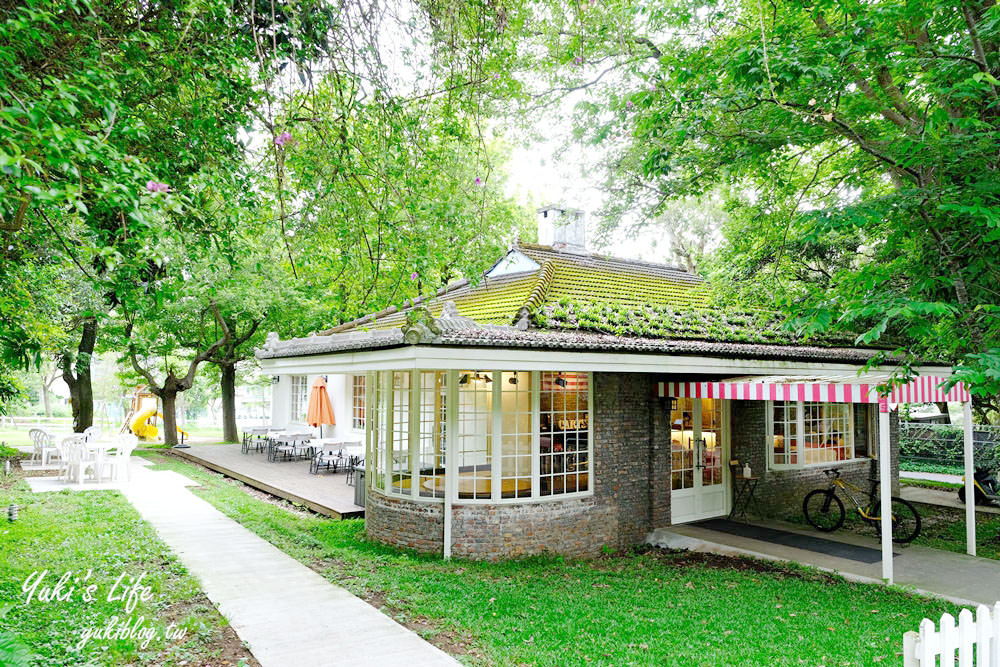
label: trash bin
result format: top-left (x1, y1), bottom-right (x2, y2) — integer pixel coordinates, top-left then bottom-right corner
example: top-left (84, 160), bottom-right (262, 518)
top-left (354, 468), bottom-right (366, 507)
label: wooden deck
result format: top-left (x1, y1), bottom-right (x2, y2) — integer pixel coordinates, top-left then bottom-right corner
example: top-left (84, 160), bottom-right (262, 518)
top-left (173, 444), bottom-right (364, 519)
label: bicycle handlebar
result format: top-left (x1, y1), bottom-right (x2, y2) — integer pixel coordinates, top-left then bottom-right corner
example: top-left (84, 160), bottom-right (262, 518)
top-left (823, 468), bottom-right (841, 479)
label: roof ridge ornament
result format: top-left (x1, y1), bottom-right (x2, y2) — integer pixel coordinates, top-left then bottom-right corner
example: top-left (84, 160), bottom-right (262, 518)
top-left (435, 300), bottom-right (478, 331)
top-left (401, 305), bottom-right (442, 344)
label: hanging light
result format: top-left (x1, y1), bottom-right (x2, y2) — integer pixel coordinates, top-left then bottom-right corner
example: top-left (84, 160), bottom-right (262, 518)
top-left (459, 373), bottom-right (470, 385)
top-left (555, 372), bottom-right (567, 388)
top-left (508, 372), bottom-right (519, 385)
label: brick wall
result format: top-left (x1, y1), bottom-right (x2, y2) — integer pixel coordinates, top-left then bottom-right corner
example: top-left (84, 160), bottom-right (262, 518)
top-left (592, 372), bottom-right (657, 548)
top-left (365, 492), bottom-right (444, 554)
top-left (450, 498), bottom-right (617, 559)
top-left (729, 400), bottom-right (900, 518)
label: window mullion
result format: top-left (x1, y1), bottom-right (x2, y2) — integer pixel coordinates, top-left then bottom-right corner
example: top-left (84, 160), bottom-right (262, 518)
top-left (531, 371), bottom-right (540, 499)
top-left (409, 370), bottom-right (420, 499)
top-left (797, 400), bottom-right (805, 470)
top-left (383, 371), bottom-right (392, 494)
top-left (586, 372), bottom-right (594, 494)
top-left (491, 370), bottom-right (502, 501)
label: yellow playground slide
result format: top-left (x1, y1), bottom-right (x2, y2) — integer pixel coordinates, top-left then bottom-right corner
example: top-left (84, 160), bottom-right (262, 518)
top-left (130, 408), bottom-right (189, 441)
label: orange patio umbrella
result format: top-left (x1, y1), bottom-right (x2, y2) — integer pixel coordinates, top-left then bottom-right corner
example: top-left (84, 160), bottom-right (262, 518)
top-left (306, 376), bottom-right (336, 428)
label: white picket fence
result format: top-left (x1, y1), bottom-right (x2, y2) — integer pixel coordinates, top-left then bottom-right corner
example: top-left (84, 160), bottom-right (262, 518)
top-left (904, 603), bottom-right (1000, 665)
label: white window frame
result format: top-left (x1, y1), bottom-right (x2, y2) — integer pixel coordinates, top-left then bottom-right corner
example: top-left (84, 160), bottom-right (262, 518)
top-left (368, 369), bottom-right (594, 504)
top-left (766, 400), bottom-right (858, 470)
top-left (290, 375), bottom-right (309, 423)
top-left (351, 375), bottom-right (366, 431)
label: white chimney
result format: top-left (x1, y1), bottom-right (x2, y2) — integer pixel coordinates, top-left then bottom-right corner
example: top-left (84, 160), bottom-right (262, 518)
top-left (537, 205), bottom-right (587, 253)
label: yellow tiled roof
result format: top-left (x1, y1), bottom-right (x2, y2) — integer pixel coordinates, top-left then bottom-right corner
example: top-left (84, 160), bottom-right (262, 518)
top-left (324, 243), bottom-right (705, 333)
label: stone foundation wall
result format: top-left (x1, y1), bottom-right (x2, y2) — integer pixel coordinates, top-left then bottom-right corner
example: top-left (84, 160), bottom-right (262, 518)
top-left (450, 498), bottom-right (618, 560)
top-left (365, 492), bottom-right (444, 554)
top-left (729, 401), bottom-right (899, 518)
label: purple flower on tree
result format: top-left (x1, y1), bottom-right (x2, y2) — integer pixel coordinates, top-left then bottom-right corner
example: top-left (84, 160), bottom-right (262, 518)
top-left (410, 271), bottom-right (419, 281)
top-left (145, 180), bottom-right (169, 193)
top-left (274, 131), bottom-right (293, 147)
top-left (626, 100), bottom-right (634, 109)
top-left (474, 177), bottom-right (483, 186)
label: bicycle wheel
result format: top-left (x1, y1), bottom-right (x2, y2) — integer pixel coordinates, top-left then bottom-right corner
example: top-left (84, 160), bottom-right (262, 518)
top-left (803, 489), bottom-right (845, 532)
top-left (868, 497), bottom-right (922, 544)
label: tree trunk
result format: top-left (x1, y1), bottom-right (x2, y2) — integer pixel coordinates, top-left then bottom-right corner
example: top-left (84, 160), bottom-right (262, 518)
top-left (220, 362), bottom-right (239, 443)
top-left (61, 318), bottom-right (97, 432)
top-left (935, 402), bottom-right (952, 424)
top-left (41, 382), bottom-right (52, 418)
top-left (161, 390), bottom-right (179, 447)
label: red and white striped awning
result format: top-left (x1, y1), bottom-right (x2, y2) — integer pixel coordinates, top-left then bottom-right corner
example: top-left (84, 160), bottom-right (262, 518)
top-left (657, 374), bottom-right (970, 406)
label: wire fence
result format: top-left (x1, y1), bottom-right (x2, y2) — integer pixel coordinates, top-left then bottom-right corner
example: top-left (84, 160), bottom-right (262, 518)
top-left (900, 422), bottom-right (1000, 470)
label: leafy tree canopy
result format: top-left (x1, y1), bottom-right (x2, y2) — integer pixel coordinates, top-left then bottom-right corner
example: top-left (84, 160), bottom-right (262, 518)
top-left (518, 0), bottom-right (1000, 408)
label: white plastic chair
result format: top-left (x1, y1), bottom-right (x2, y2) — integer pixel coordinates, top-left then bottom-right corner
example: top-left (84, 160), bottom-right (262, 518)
top-left (101, 433), bottom-right (138, 482)
top-left (82, 425), bottom-right (102, 443)
top-left (28, 428), bottom-right (59, 466)
top-left (61, 436), bottom-right (95, 486)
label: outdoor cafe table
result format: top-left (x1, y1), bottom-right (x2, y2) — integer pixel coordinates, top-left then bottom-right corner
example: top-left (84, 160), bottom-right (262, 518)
top-left (421, 472), bottom-right (532, 498)
top-left (268, 431), bottom-right (314, 461)
top-left (309, 439), bottom-right (363, 474)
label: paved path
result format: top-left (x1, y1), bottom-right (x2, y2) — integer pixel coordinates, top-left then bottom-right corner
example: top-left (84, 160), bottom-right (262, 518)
top-left (902, 485), bottom-right (1000, 515)
top-left (29, 460), bottom-right (457, 667)
top-left (650, 519), bottom-right (1000, 606)
top-left (902, 470), bottom-right (963, 484)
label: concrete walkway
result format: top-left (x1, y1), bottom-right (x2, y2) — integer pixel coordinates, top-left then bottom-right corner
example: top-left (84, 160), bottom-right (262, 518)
top-left (28, 460), bottom-right (457, 667)
top-left (902, 470), bottom-right (963, 484)
top-left (902, 485), bottom-right (1000, 515)
top-left (649, 519), bottom-right (1000, 607)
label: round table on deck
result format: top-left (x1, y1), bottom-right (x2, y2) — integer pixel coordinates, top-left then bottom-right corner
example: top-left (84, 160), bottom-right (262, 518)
top-left (420, 472), bottom-right (533, 498)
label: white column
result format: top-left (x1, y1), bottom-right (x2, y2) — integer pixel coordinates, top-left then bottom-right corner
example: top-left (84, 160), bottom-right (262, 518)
top-left (963, 401), bottom-right (977, 557)
top-left (443, 370), bottom-right (459, 559)
top-left (878, 406), bottom-right (893, 584)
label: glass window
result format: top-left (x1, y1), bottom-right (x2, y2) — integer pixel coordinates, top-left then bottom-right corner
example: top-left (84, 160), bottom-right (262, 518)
top-left (772, 401), bottom-right (799, 466)
top-left (290, 375), bottom-right (309, 422)
top-left (352, 375), bottom-right (366, 430)
top-left (390, 371), bottom-right (411, 494)
top-left (418, 371), bottom-right (447, 497)
top-left (370, 371), bottom-right (386, 491)
top-left (367, 369), bottom-right (593, 502)
top-left (539, 372), bottom-right (590, 496)
top-left (670, 398), bottom-right (696, 491)
top-left (457, 371), bottom-right (493, 499)
top-left (770, 401), bottom-right (853, 468)
top-left (500, 372), bottom-right (533, 498)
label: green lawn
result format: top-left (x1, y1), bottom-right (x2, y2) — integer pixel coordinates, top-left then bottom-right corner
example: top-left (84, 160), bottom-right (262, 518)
top-left (138, 452), bottom-right (959, 666)
top-left (901, 461), bottom-right (964, 476)
top-left (0, 427), bottom-right (34, 448)
top-left (901, 478), bottom-right (963, 491)
top-left (0, 473), bottom-right (255, 666)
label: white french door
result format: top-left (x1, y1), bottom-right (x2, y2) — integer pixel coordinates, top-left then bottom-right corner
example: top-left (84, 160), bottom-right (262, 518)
top-left (670, 398), bottom-right (729, 523)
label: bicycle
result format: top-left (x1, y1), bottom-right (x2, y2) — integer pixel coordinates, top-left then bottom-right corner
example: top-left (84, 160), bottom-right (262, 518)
top-left (802, 469), bottom-right (921, 543)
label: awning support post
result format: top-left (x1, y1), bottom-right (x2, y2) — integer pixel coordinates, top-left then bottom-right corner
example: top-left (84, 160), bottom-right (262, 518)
top-left (878, 405), bottom-right (894, 584)
top-left (963, 401), bottom-right (976, 557)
